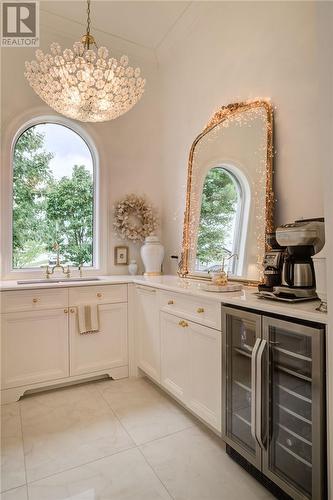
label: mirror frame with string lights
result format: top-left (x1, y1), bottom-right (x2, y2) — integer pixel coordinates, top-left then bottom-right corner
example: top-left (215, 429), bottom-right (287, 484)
top-left (178, 99), bottom-right (274, 285)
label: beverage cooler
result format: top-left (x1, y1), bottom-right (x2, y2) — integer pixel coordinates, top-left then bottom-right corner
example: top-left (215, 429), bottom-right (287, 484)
top-left (222, 306), bottom-right (326, 500)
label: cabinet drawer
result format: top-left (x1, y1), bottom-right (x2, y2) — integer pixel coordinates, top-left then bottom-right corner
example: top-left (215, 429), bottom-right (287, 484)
top-left (69, 284), bottom-right (127, 306)
top-left (159, 290), bottom-right (221, 330)
top-left (1, 288), bottom-right (68, 313)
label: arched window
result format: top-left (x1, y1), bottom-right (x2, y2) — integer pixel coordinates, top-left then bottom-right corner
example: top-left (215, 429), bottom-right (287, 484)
top-left (195, 166), bottom-right (248, 275)
top-left (12, 122), bottom-right (96, 269)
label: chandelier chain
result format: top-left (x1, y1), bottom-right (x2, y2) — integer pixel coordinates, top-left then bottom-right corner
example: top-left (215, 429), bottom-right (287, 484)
top-left (86, 0), bottom-right (91, 35)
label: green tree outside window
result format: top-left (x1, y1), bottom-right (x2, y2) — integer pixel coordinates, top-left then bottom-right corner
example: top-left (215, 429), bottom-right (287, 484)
top-left (12, 125), bottom-right (94, 268)
top-left (196, 167), bottom-right (238, 270)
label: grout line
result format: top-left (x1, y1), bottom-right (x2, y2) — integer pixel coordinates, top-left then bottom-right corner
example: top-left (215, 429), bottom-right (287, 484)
top-left (25, 444), bottom-right (137, 487)
top-left (15, 379), bottom-right (194, 492)
top-left (96, 382), bottom-right (137, 449)
top-left (137, 445), bottom-right (176, 500)
top-left (18, 402), bottom-right (29, 498)
top-left (94, 379), bottom-right (195, 447)
top-left (138, 423), bottom-right (194, 449)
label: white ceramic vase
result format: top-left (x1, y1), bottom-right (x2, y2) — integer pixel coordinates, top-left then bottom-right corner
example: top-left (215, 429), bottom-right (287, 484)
top-left (140, 236), bottom-right (164, 276)
top-left (312, 245), bottom-right (327, 312)
top-left (128, 260), bottom-right (138, 276)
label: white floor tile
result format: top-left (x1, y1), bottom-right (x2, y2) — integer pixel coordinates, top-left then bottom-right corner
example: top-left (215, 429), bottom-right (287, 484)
top-left (28, 448), bottom-right (172, 500)
top-left (20, 383), bottom-right (135, 482)
top-left (141, 425), bottom-right (275, 500)
top-left (1, 403), bottom-right (26, 492)
top-left (99, 378), bottom-right (194, 445)
top-left (0, 486), bottom-right (28, 500)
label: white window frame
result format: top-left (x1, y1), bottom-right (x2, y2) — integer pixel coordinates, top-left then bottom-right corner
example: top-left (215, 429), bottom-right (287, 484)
top-left (1, 115), bottom-right (107, 280)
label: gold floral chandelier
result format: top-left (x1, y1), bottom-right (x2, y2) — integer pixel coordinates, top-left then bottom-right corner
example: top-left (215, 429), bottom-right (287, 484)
top-left (24, 0), bottom-right (146, 122)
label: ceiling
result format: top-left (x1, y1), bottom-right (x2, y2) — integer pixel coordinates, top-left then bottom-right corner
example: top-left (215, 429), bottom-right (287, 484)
top-left (40, 1), bottom-right (191, 49)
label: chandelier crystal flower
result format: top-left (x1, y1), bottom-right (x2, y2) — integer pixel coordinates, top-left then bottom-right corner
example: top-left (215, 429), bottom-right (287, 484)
top-left (24, 0), bottom-right (146, 122)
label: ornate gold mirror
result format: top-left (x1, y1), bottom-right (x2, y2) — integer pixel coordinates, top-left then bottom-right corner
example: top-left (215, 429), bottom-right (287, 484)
top-left (179, 100), bottom-right (274, 283)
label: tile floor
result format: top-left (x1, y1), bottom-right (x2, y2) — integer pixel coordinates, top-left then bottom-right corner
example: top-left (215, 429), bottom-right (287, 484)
top-left (1, 377), bottom-right (274, 499)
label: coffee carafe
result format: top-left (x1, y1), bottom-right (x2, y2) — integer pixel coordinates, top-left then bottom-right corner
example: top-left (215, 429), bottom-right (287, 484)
top-left (281, 246), bottom-right (315, 288)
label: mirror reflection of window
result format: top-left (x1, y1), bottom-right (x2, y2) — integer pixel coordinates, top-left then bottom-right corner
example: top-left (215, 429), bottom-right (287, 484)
top-left (195, 167), bottom-right (244, 275)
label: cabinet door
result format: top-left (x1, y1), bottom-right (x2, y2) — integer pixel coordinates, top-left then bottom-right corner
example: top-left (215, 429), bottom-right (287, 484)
top-left (187, 322), bottom-right (221, 432)
top-left (1, 309), bottom-right (69, 389)
top-left (69, 303), bottom-right (128, 376)
top-left (262, 317), bottom-right (325, 500)
top-left (222, 306), bottom-right (262, 468)
top-left (136, 286), bottom-right (160, 382)
top-left (160, 312), bottom-right (187, 401)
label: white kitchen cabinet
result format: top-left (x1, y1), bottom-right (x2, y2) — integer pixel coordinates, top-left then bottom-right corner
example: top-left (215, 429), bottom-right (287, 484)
top-left (160, 311), bottom-right (221, 432)
top-left (136, 286), bottom-right (160, 382)
top-left (1, 285), bottom-right (129, 403)
top-left (69, 302), bottom-right (128, 376)
top-left (160, 312), bottom-right (188, 400)
top-left (187, 321), bottom-right (221, 431)
top-left (1, 308), bottom-right (69, 389)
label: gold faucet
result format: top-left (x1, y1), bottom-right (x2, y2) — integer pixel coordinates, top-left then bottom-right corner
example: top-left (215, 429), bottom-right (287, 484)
top-left (44, 243), bottom-right (70, 279)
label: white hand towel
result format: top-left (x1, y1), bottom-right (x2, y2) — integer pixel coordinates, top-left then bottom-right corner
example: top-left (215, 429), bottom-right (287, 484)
top-left (77, 304), bottom-right (99, 334)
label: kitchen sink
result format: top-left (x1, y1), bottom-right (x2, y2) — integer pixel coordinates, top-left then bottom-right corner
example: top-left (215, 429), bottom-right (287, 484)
top-left (17, 277), bottom-right (101, 285)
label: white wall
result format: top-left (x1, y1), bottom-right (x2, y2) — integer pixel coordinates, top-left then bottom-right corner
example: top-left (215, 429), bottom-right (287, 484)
top-left (1, 1), bottom-right (330, 278)
top-left (1, 7), bottom-right (163, 277)
top-left (157, 1), bottom-right (327, 273)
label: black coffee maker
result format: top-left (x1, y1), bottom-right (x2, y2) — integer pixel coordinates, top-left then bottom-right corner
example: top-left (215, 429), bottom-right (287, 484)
top-left (258, 233), bottom-right (284, 292)
top-left (259, 219), bottom-right (325, 301)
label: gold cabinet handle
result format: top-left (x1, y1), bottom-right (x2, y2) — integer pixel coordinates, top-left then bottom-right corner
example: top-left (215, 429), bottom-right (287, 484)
top-left (64, 309), bottom-right (68, 314)
top-left (168, 300), bottom-right (174, 305)
top-left (70, 308), bottom-right (75, 313)
top-left (178, 320), bottom-right (188, 328)
top-left (197, 307), bottom-right (204, 313)
top-left (97, 293), bottom-right (102, 298)
top-left (32, 298), bottom-right (38, 303)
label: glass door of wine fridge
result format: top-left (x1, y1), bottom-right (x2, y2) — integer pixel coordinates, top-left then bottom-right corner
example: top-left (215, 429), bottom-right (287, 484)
top-left (222, 307), bottom-right (262, 468)
top-left (262, 317), bottom-right (325, 500)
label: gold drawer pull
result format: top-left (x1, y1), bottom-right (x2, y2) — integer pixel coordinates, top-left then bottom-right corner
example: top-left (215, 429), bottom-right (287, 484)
top-left (97, 293), bottom-right (102, 298)
top-left (168, 300), bottom-right (174, 305)
top-left (178, 320), bottom-right (188, 328)
top-left (197, 307), bottom-right (204, 313)
top-left (70, 308), bottom-right (75, 313)
top-left (64, 309), bottom-right (68, 314)
top-left (32, 298), bottom-right (38, 303)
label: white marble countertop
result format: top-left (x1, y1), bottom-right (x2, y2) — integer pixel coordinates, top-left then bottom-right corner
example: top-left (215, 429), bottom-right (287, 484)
top-left (0, 274), bottom-right (327, 325)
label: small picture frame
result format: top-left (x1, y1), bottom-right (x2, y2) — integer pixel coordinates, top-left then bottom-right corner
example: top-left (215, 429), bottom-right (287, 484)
top-left (114, 246), bottom-right (128, 265)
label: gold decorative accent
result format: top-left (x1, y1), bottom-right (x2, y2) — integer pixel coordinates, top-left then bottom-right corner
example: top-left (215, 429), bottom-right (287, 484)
top-left (114, 195), bottom-right (158, 242)
top-left (32, 298), bottom-right (38, 303)
top-left (179, 320), bottom-right (189, 328)
top-left (197, 307), bottom-right (204, 313)
top-left (80, 34), bottom-right (96, 49)
top-left (64, 309), bottom-right (68, 314)
top-left (97, 293), bottom-right (102, 298)
top-left (70, 308), bottom-right (75, 313)
top-left (179, 99), bottom-right (274, 285)
top-left (168, 300), bottom-right (174, 305)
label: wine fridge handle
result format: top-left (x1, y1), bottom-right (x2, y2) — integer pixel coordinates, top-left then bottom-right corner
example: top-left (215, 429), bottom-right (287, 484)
top-left (256, 339), bottom-right (267, 449)
top-left (251, 338), bottom-right (262, 443)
